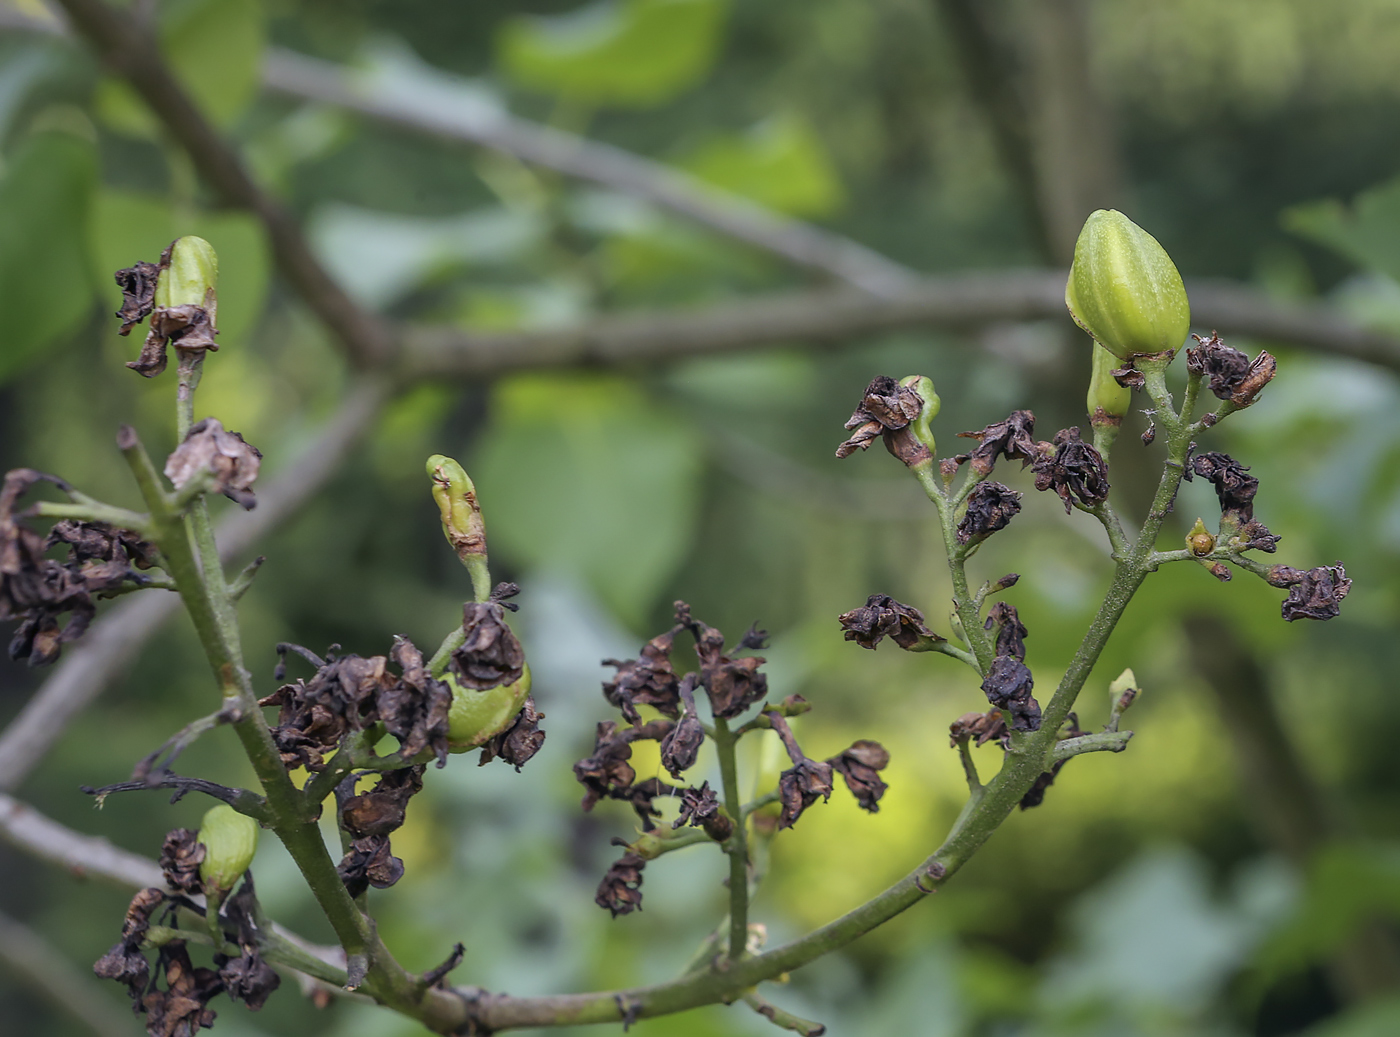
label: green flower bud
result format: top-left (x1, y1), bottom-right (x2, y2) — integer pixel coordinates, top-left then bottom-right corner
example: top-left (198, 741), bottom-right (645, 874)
top-left (1186, 517), bottom-right (1215, 557)
top-left (1065, 210), bottom-right (1190, 360)
top-left (156, 235), bottom-right (219, 323)
top-left (446, 663), bottom-right (532, 751)
top-left (898, 375), bottom-right (940, 455)
top-left (197, 804), bottom-right (258, 895)
top-left (1107, 667), bottom-right (1139, 730)
top-left (427, 454), bottom-right (487, 564)
top-left (1087, 341), bottom-right (1131, 424)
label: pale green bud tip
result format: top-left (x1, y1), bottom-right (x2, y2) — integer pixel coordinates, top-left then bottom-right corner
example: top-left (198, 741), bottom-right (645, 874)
top-left (899, 375), bottom-right (940, 453)
top-left (427, 453), bottom-right (486, 560)
top-left (1066, 210), bottom-right (1190, 360)
top-left (156, 236), bottom-right (219, 312)
top-left (196, 804), bottom-right (258, 893)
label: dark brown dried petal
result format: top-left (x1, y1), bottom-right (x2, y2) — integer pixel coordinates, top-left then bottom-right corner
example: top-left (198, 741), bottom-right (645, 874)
top-left (837, 594), bottom-right (944, 651)
top-left (596, 851), bottom-right (646, 916)
top-left (984, 601), bottom-right (1028, 661)
top-left (573, 719), bottom-right (671, 811)
top-left (955, 410), bottom-right (1038, 476)
top-left (340, 766), bottom-right (423, 839)
top-left (142, 942), bottom-right (222, 1037)
top-left (836, 376), bottom-right (925, 459)
top-left (981, 657), bottom-right (1042, 732)
top-left (1276, 563), bottom-right (1352, 622)
top-left (676, 602), bottom-right (769, 719)
top-left (659, 674), bottom-right (704, 778)
top-left (115, 260), bottom-right (161, 335)
top-left (159, 828), bottom-right (206, 894)
top-left (1231, 351), bottom-right (1277, 407)
top-left (778, 758), bottom-right (834, 829)
top-left (1190, 451), bottom-right (1258, 522)
top-left (338, 835), bottom-right (404, 897)
top-left (673, 781), bottom-right (733, 841)
top-left (164, 418), bottom-right (262, 510)
top-left (602, 626), bottom-right (681, 722)
top-left (449, 601), bottom-right (525, 690)
top-left (1185, 333), bottom-right (1250, 401)
top-left (216, 950), bottom-right (280, 1011)
top-left (827, 740), bottom-right (890, 812)
top-left (1031, 427), bottom-right (1110, 513)
top-left (1020, 760), bottom-right (1067, 810)
top-left (379, 637), bottom-right (452, 766)
top-left (477, 696), bottom-right (546, 770)
top-left (958, 482), bottom-right (1022, 544)
top-left (128, 304), bottom-right (219, 380)
top-left (949, 710), bottom-right (1009, 749)
top-left (1237, 519), bottom-right (1280, 553)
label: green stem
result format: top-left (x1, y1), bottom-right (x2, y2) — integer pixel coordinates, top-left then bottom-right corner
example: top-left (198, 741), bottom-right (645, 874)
top-left (175, 351), bottom-right (203, 441)
top-left (914, 465), bottom-right (993, 672)
top-left (711, 716), bottom-right (749, 963)
top-left (29, 500), bottom-right (152, 535)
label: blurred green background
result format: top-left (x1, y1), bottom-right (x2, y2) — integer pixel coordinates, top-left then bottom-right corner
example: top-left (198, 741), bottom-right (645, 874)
top-left (5, 1), bottom-right (1400, 1035)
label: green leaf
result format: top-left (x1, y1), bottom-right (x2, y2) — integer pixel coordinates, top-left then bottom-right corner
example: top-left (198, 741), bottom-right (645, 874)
top-left (1283, 177), bottom-right (1400, 283)
top-left (497, 0), bottom-right (728, 108)
top-left (677, 115), bottom-right (845, 217)
top-left (90, 190), bottom-right (270, 351)
top-left (472, 373), bottom-right (703, 627)
top-left (96, 0), bottom-right (264, 137)
top-left (0, 131), bottom-right (97, 383)
top-left (1302, 996), bottom-right (1400, 1037)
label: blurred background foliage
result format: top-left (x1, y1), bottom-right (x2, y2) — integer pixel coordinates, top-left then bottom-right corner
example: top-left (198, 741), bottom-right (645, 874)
top-left (4, 1), bottom-right (1400, 1035)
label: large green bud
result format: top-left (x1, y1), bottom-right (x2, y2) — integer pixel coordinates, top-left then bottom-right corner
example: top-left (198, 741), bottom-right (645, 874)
top-left (1065, 210), bottom-right (1190, 360)
top-left (197, 804), bottom-right (258, 896)
top-left (1087, 341), bottom-right (1131, 424)
top-left (446, 664), bottom-right (531, 751)
top-left (157, 235), bottom-right (219, 323)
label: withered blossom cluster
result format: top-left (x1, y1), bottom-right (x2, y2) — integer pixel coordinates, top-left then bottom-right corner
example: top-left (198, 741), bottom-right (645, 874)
top-left (835, 376), bottom-right (933, 467)
top-left (837, 594), bottom-right (944, 651)
top-left (95, 852), bottom-right (280, 1035)
top-left (1187, 451), bottom-right (1280, 555)
top-left (1268, 563), bottom-right (1352, 622)
top-left (1, 469), bottom-right (158, 665)
top-left (1186, 332), bottom-right (1277, 408)
top-left (337, 766), bottom-right (422, 896)
top-left (165, 419), bottom-right (263, 510)
top-left (980, 602), bottom-right (1042, 733)
top-left (116, 244), bottom-right (219, 379)
top-left (585, 602), bottom-right (890, 917)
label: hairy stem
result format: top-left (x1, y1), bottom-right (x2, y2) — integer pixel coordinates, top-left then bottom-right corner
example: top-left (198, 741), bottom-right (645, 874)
top-left (711, 716), bottom-right (750, 963)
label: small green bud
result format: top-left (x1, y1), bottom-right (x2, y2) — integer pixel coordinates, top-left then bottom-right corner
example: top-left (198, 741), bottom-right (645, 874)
top-left (1066, 210), bottom-right (1190, 360)
top-left (427, 454), bottom-right (487, 563)
top-left (1087, 341), bottom-right (1131, 424)
top-left (1107, 667), bottom-right (1139, 731)
top-left (446, 663), bottom-right (532, 751)
top-left (197, 804), bottom-right (258, 895)
top-left (1186, 517), bottom-right (1215, 557)
top-left (156, 236), bottom-right (219, 323)
top-left (899, 375), bottom-right (940, 455)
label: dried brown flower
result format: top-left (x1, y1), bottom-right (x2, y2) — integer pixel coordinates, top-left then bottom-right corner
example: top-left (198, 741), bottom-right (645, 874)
top-left (1019, 760), bottom-right (1067, 810)
top-left (984, 601), bottom-right (1028, 661)
top-left (1269, 563), bottom-right (1352, 622)
top-left (678, 602), bottom-right (769, 719)
top-left (836, 375), bottom-right (930, 466)
top-left (340, 766), bottom-right (423, 840)
top-left (573, 719), bottom-right (673, 812)
top-left (596, 852), bottom-right (647, 916)
top-left (658, 674), bottom-right (704, 778)
top-left (827, 740), bottom-right (890, 812)
top-left (958, 482), bottom-right (1022, 544)
top-left (1190, 451), bottom-right (1258, 521)
top-left (602, 625), bottom-right (682, 722)
top-left (1032, 427), bottom-right (1110, 513)
top-left (115, 260), bottom-right (161, 335)
top-left (379, 637), bottom-right (452, 766)
top-left (769, 713), bottom-right (834, 829)
top-left (94, 887), bottom-right (166, 1008)
top-left (674, 781), bottom-right (733, 841)
top-left (159, 828), bottom-right (206, 895)
top-left (214, 877), bottom-right (280, 1011)
top-left (1186, 333), bottom-right (1275, 406)
top-left (477, 696), bottom-right (546, 770)
top-left (981, 657), bottom-right (1042, 732)
top-left (141, 942), bottom-right (222, 1037)
top-left (949, 711), bottom-right (1009, 749)
top-left (164, 419), bottom-right (261, 510)
top-left (955, 410), bottom-right (1039, 476)
top-left (338, 835), bottom-right (406, 898)
top-left (837, 594), bottom-right (944, 651)
top-left (449, 600), bottom-right (525, 690)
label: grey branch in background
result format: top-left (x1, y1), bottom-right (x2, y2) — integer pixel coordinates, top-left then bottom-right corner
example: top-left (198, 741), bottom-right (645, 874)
top-left (0, 377), bottom-right (391, 793)
top-left (0, 909), bottom-right (140, 1037)
top-left (404, 270), bottom-right (1400, 379)
top-left (261, 49), bottom-right (921, 299)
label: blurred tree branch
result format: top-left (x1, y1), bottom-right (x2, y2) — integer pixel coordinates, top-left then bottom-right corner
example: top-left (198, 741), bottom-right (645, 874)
top-left (0, 909), bottom-right (139, 1037)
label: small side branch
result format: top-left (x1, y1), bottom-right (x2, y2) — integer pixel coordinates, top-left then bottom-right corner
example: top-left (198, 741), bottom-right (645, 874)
top-left (1050, 730), bottom-right (1133, 763)
top-left (742, 989), bottom-right (827, 1036)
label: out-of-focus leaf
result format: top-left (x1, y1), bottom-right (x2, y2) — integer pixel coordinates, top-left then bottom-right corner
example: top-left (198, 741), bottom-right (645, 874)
top-left (1255, 842), bottom-right (1400, 983)
top-left (472, 373), bottom-right (703, 628)
top-left (309, 203), bottom-right (546, 310)
top-left (497, 0), bottom-right (728, 108)
top-left (96, 0), bottom-right (264, 136)
top-left (677, 115), bottom-right (845, 217)
top-left (1302, 995), bottom-right (1400, 1037)
top-left (1284, 177), bottom-right (1400, 283)
top-left (89, 190), bottom-right (270, 351)
top-left (0, 131), bottom-right (96, 383)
